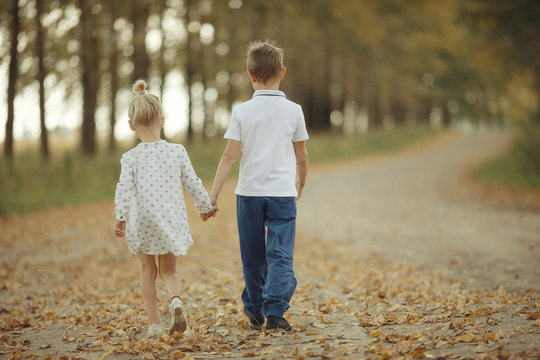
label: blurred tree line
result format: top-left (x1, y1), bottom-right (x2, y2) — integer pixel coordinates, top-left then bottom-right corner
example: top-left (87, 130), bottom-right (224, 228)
top-left (1, 0), bottom-right (539, 160)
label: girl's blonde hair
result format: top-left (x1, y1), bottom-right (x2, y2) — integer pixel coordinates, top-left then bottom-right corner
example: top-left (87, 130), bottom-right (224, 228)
top-left (128, 80), bottom-right (163, 126)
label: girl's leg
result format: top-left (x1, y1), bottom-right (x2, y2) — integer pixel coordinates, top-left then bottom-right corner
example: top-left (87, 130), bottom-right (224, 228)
top-left (157, 253), bottom-right (182, 299)
top-left (158, 253), bottom-right (186, 332)
top-left (138, 253), bottom-right (160, 324)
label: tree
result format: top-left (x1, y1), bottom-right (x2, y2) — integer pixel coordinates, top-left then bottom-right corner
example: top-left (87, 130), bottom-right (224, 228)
top-left (4, 0), bottom-right (19, 160)
top-left (79, 0), bottom-right (99, 155)
top-left (468, 0), bottom-right (540, 122)
top-left (35, 0), bottom-right (49, 160)
top-left (131, 0), bottom-right (150, 82)
top-left (183, 0), bottom-right (198, 142)
top-left (104, 1), bottom-right (120, 152)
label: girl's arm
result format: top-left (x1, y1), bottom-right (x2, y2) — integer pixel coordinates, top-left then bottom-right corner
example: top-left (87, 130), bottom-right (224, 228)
top-left (179, 146), bottom-right (213, 214)
top-left (293, 141), bottom-right (309, 200)
top-left (209, 140), bottom-right (240, 206)
top-left (114, 156), bottom-right (134, 222)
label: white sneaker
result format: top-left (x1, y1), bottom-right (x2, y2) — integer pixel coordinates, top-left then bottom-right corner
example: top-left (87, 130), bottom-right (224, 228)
top-left (170, 297), bottom-right (187, 333)
top-left (147, 324), bottom-right (163, 339)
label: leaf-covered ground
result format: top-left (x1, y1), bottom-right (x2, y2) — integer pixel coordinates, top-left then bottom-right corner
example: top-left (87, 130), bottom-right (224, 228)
top-left (1, 132), bottom-right (539, 359)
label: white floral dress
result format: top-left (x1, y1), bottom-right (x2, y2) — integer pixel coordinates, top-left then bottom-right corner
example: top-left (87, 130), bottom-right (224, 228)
top-left (114, 140), bottom-right (212, 256)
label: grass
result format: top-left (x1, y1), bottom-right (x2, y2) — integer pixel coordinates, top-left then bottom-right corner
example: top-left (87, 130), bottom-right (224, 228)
top-left (0, 126), bottom-right (439, 215)
top-left (475, 122), bottom-right (540, 190)
top-left (474, 136), bottom-right (540, 189)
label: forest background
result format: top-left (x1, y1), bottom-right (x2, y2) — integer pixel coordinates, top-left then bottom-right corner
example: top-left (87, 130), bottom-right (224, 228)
top-left (0, 0), bottom-right (539, 214)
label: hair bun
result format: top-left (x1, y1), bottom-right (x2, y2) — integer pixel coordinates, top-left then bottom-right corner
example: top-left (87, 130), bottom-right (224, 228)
top-left (133, 79), bottom-right (147, 95)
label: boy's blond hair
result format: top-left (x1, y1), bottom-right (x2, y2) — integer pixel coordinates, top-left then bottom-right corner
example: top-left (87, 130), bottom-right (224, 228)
top-left (128, 80), bottom-right (163, 126)
top-left (246, 41), bottom-right (284, 84)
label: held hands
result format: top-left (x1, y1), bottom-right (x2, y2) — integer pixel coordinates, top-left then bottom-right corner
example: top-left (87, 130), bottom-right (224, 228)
top-left (200, 204), bottom-right (219, 221)
top-left (113, 220), bottom-right (126, 237)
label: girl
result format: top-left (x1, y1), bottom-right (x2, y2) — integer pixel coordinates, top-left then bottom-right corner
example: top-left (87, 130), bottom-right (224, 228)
top-left (113, 80), bottom-right (217, 339)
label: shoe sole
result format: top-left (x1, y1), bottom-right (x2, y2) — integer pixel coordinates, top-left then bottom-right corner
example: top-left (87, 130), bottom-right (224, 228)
top-left (266, 325), bottom-right (292, 331)
top-left (172, 306), bottom-right (187, 333)
top-left (250, 318), bottom-right (264, 328)
top-left (148, 331), bottom-right (162, 339)
top-left (243, 308), bottom-right (264, 328)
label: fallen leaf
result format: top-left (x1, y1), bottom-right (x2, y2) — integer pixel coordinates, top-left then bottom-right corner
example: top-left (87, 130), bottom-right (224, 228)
top-left (369, 329), bottom-right (385, 338)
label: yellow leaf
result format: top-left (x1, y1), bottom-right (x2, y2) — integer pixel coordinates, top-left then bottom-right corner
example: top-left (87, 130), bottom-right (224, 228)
top-left (527, 311), bottom-right (540, 320)
top-left (365, 345), bottom-right (377, 353)
top-left (325, 298), bottom-right (339, 306)
top-left (99, 324), bottom-right (116, 332)
top-left (369, 329), bottom-right (385, 337)
top-left (160, 333), bottom-right (176, 344)
top-left (531, 321), bottom-right (540, 327)
top-left (407, 346), bottom-right (427, 358)
top-left (456, 332), bottom-right (476, 343)
top-left (172, 351), bottom-right (186, 359)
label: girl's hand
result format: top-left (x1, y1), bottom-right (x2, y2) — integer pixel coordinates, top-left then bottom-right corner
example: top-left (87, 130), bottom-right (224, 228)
top-left (113, 220), bottom-right (126, 237)
top-left (200, 206), bottom-right (219, 221)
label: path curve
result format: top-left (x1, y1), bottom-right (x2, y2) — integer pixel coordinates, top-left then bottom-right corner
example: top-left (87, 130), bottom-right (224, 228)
top-left (298, 130), bottom-right (540, 291)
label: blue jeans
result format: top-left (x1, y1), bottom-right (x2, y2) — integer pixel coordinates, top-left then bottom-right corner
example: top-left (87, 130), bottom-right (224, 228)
top-left (236, 196), bottom-right (297, 318)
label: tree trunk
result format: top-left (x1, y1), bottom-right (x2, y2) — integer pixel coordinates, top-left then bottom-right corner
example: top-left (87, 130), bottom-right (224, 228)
top-left (185, 39), bottom-right (194, 142)
top-left (159, 0), bottom-right (168, 140)
top-left (36, 0), bottom-right (49, 160)
top-left (368, 83), bottom-right (381, 129)
top-left (320, 19), bottom-right (332, 131)
top-left (131, 0), bottom-right (149, 82)
top-left (79, 0), bottom-right (98, 155)
top-left (184, 0), bottom-right (195, 142)
top-left (107, 2), bottom-right (119, 152)
top-left (4, 0), bottom-right (19, 160)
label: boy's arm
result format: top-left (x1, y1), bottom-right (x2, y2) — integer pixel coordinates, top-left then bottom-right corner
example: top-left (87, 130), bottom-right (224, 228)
top-left (209, 139), bottom-right (240, 206)
top-left (293, 141), bottom-right (309, 200)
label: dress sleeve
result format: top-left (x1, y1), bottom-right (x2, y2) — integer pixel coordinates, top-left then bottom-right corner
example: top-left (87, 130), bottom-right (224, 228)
top-left (179, 146), bottom-right (213, 213)
top-left (114, 155), bottom-right (134, 221)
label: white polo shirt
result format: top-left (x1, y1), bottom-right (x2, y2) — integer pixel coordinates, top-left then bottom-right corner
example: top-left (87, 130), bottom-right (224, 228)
top-left (224, 90), bottom-right (309, 197)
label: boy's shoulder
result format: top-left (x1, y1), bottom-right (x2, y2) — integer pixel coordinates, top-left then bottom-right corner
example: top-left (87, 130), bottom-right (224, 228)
top-left (235, 93), bottom-right (302, 112)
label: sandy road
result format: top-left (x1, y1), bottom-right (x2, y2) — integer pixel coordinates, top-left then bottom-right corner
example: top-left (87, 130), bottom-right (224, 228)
top-left (1, 129), bottom-right (539, 359)
top-left (298, 130), bottom-right (540, 292)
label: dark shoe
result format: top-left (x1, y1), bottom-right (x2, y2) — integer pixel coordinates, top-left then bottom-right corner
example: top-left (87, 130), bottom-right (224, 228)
top-left (244, 308), bottom-right (265, 328)
top-left (265, 316), bottom-right (292, 331)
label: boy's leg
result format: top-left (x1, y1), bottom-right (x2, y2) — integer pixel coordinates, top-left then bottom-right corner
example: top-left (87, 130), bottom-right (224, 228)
top-left (263, 197), bottom-right (297, 318)
top-left (236, 196), bottom-right (267, 319)
top-left (138, 253), bottom-right (160, 324)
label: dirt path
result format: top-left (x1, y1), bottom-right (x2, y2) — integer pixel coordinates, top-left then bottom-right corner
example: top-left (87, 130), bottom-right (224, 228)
top-left (298, 130), bottom-right (540, 292)
top-left (1, 130), bottom-right (539, 359)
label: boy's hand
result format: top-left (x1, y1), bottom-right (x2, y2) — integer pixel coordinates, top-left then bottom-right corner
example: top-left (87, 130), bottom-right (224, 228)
top-left (200, 205), bottom-right (219, 221)
top-left (113, 220), bottom-right (126, 237)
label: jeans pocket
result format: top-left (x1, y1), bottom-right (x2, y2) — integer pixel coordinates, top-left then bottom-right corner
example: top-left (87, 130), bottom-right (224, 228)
top-left (271, 197), bottom-right (295, 205)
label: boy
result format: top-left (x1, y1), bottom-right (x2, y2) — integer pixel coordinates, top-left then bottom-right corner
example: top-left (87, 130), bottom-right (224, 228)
top-left (205, 41), bottom-right (309, 331)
